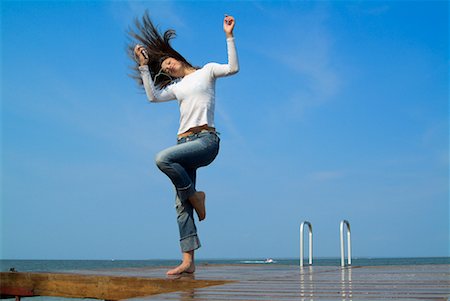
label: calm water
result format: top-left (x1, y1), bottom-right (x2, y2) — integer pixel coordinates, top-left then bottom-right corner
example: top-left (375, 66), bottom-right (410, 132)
top-left (1, 257), bottom-right (449, 272)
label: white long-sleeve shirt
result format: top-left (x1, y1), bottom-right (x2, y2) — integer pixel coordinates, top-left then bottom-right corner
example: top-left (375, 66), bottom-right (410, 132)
top-left (139, 37), bottom-right (239, 135)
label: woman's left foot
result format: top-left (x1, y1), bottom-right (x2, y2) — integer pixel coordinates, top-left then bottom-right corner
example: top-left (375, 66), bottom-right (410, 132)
top-left (166, 261), bottom-right (195, 275)
top-left (188, 191), bottom-right (206, 221)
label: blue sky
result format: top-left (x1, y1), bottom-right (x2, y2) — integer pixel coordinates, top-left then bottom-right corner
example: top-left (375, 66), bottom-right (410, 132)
top-left (1, 1), bottom-right (448, 260)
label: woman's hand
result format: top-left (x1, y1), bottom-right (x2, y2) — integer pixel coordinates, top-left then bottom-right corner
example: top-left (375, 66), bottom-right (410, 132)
top-left (223, 15), bottom-right (235, 38)
top-left (134, 44), bottom-right (149, 66)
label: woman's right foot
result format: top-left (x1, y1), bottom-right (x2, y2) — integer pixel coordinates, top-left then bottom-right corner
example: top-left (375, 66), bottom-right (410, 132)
top-left (166, 261), bottom-right (195, 275)
top-left (189, 191), bottom-right (206, 221)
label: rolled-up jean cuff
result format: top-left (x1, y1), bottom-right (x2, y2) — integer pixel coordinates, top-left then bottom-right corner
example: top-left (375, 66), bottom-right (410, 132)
top-left (180, 234), bottom-right (201, 252)
top-left (177, 184), bottom-right (196, 202)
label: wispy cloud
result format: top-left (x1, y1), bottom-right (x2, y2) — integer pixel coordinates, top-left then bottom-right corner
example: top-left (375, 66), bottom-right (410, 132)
top-left (347, 3), bottom-right (390, 16)
top-left (250, 4), bottom-right (343, 120)
top-left (277, 21), bottom-right (339, 99)
top-left (7, 62), bottom-right (178, 159)
top-left (109, 1), bottom-right (186, 31)
top-left (308, 170), bottom-right (346, 182)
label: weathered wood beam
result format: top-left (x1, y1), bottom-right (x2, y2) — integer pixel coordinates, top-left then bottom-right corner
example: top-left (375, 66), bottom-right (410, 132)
top-left (0, 272), bottom-right (230, 300)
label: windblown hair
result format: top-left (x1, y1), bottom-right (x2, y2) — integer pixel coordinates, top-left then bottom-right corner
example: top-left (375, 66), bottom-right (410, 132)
top-left (127, 10), bottom-right (195, 89)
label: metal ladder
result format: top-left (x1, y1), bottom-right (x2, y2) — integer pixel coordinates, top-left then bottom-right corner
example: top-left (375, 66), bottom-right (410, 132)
top-left (299, 220), bottom-right (352, 267)
top-left (340, 220), bottom-right (352, 267)
top-left (299, 221), bottom-right (313, 267)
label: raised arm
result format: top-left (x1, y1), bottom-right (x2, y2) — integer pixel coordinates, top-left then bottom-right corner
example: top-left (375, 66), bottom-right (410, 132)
top-left (211, 15), bottom-right (240, 78)
top-left (139, 65), bottom-right (176, 102)
top-left (135, 45), bottom-right (176, 102)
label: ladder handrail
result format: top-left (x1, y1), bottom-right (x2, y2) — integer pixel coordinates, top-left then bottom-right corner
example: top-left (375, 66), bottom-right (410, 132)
top-left (300, 221), bottom-right (313, 267)
top-left (340, 220), bottom-right (352, 267)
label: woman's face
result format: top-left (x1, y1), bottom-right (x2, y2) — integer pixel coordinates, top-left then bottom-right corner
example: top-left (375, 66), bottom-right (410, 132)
top-left (161, 57), bottom-right (184, 78)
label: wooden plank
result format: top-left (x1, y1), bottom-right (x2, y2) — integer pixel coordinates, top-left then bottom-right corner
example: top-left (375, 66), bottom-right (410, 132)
top-left (122, 264), bottom-right (450, 301)
top-left (0, 285), bottom-right (34, 298)
top-left (0, 272), bottom-right (231, 300)
top-left (2, 264), bottom-right (449, 301)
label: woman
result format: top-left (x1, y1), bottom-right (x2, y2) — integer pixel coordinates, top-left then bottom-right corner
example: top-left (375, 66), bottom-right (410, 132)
top-left (129, 12), bottom-right (239, 275)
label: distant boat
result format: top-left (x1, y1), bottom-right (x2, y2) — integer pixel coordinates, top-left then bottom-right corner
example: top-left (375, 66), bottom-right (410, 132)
top-left (239, 259), bottom-right (277, 264)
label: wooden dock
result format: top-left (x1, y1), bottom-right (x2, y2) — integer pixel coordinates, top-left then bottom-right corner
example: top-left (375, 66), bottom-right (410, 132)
top-left (0, 272), bottom-right (230, 300)
top-left (1, 264), bottom-right (449, 300)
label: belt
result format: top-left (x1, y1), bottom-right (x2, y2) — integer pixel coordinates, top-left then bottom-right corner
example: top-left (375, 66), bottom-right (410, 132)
top-left (178, 125), bottom-right (216, 139)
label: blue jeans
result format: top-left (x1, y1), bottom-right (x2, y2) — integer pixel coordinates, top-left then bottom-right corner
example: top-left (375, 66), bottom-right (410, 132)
top-left (155, 131), bottom-right (220, 252)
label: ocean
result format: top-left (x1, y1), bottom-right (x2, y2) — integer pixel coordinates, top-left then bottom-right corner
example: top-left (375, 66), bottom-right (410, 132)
top-left (1, 257), bottom-right (449, 272)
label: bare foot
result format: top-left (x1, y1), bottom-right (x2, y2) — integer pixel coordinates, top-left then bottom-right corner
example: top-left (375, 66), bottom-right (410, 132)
top-left (189, 191), bottom-right (206, 221)
top-left (166, 261), bottom-right (195, 275)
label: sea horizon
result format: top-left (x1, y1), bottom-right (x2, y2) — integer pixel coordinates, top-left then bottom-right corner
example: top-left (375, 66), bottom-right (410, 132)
top-left (1, 256), bottom-right (449, 272)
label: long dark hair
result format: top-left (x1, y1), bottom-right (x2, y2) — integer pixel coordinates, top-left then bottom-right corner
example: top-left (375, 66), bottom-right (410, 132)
top-left (127, 10), bottom-right (195, 89)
